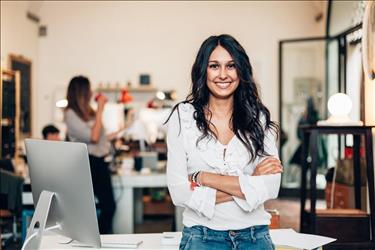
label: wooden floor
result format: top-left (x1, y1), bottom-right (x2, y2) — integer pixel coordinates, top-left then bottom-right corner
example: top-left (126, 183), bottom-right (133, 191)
top-left (265, 198), bottom-right (301, 231)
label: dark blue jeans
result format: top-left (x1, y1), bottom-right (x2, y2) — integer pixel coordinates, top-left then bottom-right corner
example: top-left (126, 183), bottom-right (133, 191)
top-left (179, 225), bottom-right (274, 250)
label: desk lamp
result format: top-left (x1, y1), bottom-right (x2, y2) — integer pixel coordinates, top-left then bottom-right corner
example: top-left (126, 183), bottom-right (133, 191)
top-left (317, 93), bottom-right (363, 126)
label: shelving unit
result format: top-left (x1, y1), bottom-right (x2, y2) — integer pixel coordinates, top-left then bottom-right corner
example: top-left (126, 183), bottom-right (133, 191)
top-left (95, 85), bottom-right (157, 104)
top-left (299, 125), bottom-right (375, 249)
top-left (9, 54), bottom-right (32, 137)
top-left (96, 86), bottom-right (157, 93)
top-left (0, 69), bottom-right (21, 162)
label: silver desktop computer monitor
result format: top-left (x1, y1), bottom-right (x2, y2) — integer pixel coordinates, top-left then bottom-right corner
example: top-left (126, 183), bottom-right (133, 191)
top-left (23, 139), bottom-right (101, 249)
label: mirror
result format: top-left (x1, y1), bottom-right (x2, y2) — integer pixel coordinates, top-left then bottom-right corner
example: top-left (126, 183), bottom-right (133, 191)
top-left (280, 39), bottom-right (329, 190)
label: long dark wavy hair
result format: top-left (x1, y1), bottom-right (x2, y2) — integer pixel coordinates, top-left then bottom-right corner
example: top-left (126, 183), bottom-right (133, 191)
top-left (65, 76), bottom-right (95, 121)
top-left (166, 34), bottom-right (278, 162)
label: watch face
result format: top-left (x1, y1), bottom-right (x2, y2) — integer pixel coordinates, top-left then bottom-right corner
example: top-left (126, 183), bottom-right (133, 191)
top-left (363, 1), bottom-right (375, 80)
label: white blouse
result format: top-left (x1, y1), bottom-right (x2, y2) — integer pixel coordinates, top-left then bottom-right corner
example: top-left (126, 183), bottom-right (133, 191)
top-left (166, 103), bottom-right (281, 230)
top-left (65, 109), bottom-right (110, 158)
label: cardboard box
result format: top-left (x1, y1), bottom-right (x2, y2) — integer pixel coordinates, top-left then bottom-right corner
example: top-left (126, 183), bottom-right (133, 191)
top-left (325, 182), bottom-right (367, 209)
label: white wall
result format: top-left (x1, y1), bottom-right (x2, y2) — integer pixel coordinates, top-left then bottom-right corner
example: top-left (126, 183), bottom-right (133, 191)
top-left (1, 1), bottom-right (40, 136)
top-left (3, 1), bottom-right (325, 136)
top-left (365, 79), bottom-right (375, 125)
top-left (329, 1), bottom-right (363, 36)
top-left (1, 1), bottom-right (40, 67)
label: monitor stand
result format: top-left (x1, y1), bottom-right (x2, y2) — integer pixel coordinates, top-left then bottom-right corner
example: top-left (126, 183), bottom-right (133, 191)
top-left (22, 190), bottom-right (60, 250)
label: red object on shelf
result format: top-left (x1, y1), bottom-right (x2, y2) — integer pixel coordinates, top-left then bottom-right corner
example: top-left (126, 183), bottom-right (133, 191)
top-left (119, 89), bottom-right (133, 103)
top-left (344, 147), bottom-right (365, 159)
top-left (147, 99), bottom-right (156, 108)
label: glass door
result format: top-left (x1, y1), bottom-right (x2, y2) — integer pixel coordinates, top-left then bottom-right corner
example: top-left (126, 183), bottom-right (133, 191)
top-left (279, 37), bottom-right (337, 195)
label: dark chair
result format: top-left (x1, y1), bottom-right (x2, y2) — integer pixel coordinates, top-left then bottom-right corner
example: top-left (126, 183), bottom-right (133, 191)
top-left (0, 159), bottom-right (15, 172)
top-left (0, 166), bottom-right (23, 248)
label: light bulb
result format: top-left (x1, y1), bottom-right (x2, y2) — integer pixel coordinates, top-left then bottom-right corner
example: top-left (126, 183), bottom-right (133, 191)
top-left (327, 93), bottom-right (352, 116)
top-left (156, 91), bottom-right (165, 100)
top-left (55, 99), bottom-right (68, 108)
top-left (318, 92), bottom-right (363, 126)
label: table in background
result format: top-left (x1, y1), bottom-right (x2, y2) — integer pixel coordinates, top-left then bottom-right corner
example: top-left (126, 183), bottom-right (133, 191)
top-left (112, 171), bottom-right (183, 234)
top-left (299, 125), bottom-right (375, 249)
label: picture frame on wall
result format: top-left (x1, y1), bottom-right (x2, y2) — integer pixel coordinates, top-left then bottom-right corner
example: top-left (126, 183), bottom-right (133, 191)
top-left (139, 74), bottom-right (151, 86)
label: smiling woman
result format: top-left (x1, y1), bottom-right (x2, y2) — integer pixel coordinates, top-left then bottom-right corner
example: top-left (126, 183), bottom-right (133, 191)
top-left (165, 34), bottom-right (282, 250)
top-left (206, 46), bottom-right (239, 100)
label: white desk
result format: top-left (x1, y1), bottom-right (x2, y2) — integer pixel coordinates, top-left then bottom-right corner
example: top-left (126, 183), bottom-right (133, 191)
top-left (39, 231), bottom-right (328, 250)
top-left (112, 172), bottom-right (183, 234)
top-left (40, 233), bottom-right (179, 249)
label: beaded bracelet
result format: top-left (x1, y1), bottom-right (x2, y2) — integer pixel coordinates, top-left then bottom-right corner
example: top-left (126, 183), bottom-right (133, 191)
top-left (190, 171), bottom-right (202, 190)
top-left (194, 171), bottom-right (202, 186)
top-left (192, 171), bottom-right (199, 183)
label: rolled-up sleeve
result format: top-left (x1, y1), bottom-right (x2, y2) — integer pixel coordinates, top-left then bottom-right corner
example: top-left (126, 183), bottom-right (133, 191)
top-left (65, 109), bottom-right (92, 143)
top-left (234, 127), bottom-right (281, 212)
top-left (166, 109), bottom-right (217, 219)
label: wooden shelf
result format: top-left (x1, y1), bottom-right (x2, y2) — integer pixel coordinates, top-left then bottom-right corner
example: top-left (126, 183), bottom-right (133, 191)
top-left (96, 86), bottom-right (157, 93)
top-left (300, 126), bottom-right (375, 248)
top-left (312, 208), bottom-right (368, 217)
top-left (302, 209), bottom-right (370, 243)
top-left (1, 69), bottom-right (20, 161)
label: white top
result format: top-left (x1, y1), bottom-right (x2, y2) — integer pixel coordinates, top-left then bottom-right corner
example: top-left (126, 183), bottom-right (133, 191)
top-left (65, 109), bottom-right (110, 157)
top-left (166, 103), bottom-right (281, 230)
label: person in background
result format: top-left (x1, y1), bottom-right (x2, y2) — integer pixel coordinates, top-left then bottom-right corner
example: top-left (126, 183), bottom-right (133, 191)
top-left (64, 76), bottom-right (116, 234)
top-left (166, 34), bottom-right (282, 249)
top-left (41, 124), bottom-right (61, 141)
top-left (289, 96), bottom-right (327, 168)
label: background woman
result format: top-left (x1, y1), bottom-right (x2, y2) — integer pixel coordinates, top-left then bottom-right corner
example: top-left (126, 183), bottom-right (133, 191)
top-left (166, 34), bottom-right (282, 249)
top-left (64, 76), bottom-right (116, 234)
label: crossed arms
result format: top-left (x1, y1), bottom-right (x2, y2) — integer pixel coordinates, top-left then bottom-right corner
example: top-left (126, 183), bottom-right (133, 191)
top-left (194, 157), bottom-right (283, 204)
top-left (166, 111), bottom-right (282, 218)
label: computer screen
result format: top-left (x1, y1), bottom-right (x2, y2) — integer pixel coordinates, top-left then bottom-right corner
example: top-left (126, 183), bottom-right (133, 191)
top-left (24, 139), bottom-right (101, 248)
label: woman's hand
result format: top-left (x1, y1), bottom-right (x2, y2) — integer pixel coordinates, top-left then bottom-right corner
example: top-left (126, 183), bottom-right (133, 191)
top-left (91, 94), bottom-right (108, 143)
top-left (96, 94), bottom-right (108, 112)
top-left (252, 157), bottom-right (283, 176)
